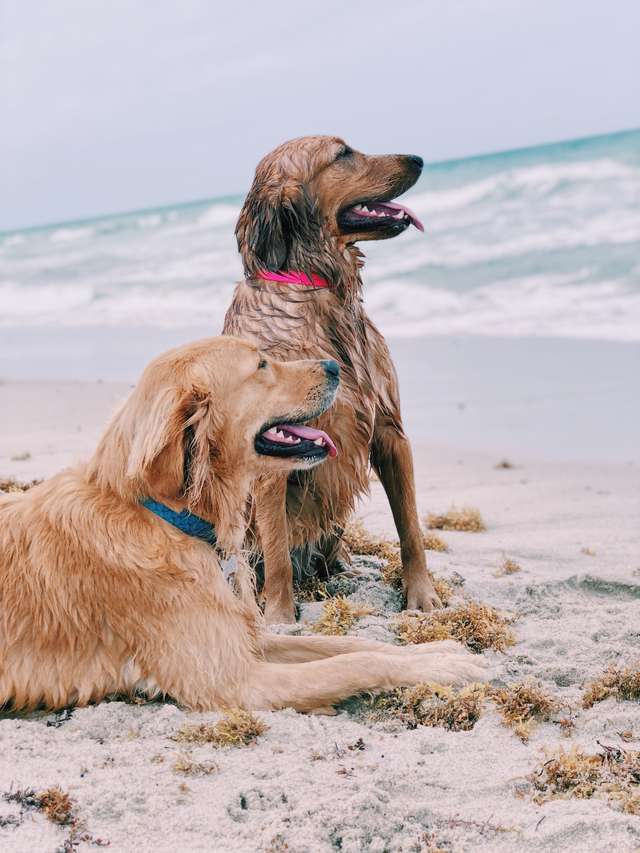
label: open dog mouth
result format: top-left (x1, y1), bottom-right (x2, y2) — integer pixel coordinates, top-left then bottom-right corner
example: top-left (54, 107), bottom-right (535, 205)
top-left (255, 422), bottom-right (338, 461)
top-left (338, 199), bottom-right (424, 234)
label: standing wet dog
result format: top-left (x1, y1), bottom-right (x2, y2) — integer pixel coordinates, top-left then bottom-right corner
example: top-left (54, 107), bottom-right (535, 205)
top-left (0, 337), bottom-right (485, 713)
top-left (224, 136), bottom-right (439, 623)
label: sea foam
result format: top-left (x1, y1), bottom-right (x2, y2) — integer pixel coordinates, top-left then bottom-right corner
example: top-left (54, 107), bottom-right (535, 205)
top-left (1, 129), bottom-right (638, 342)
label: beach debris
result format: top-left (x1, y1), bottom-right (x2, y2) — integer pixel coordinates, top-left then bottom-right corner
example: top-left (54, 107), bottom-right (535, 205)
top-left (422, 532), bottom-right (449, 552)
top-left (582, 664), bottom-right (640, 708)
top-left (494, 459), bottom-right (516, 469)
top-left (312, 596), bottom-right (373, 635)
top-left (343, 519), bottom-right (453, 603)
top-left (0, 477), bottom-right (41, 493)
top-left (10, 451), bottom-right (31, 462)
top-left (489, 680), bottom-right (561, 742)
top-left (580, 546), bottom-right (597, 557)
top-left (531, 744), bottom-right (640, 815)
top-left (46, 708), bottom-right (74, 728)
top-left (395, 602), bottom-right (516, 653)
top-left (367, 682), bottom-right (486, 731)
top-left (494, 558), bottom-right (522, 577)
top-left (343, 519), bottom-right (397, 561)
top-left (425, 506), bottom-right (486, 533)
top-left (264, 834), bottom-right (291, 853)
top-left (4, 787), bottom-right (74, 826)
top-left (296, 575), bottom-right (330, 602)
top-left (2, 786), bottom-right (109, 848)
top-left (173, 753), bottom-right (218, 776)
top-left (173, 709), bottom-right (268, 748)
top-left (558, 714), bottom-right (577, 738)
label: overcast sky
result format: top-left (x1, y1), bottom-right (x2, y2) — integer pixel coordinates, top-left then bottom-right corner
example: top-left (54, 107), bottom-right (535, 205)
top-left (1, 0), bottom-right (638, 231)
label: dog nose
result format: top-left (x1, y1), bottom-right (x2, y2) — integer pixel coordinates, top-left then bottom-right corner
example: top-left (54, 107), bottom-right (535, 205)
top-left (322, 359), bottom-right (340, 380)
top-left (407, 154), bottom-right (424, 171)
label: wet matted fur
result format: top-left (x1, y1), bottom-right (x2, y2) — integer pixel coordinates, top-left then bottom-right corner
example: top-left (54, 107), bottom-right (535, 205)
top-left (0, 337), bottom-right (485, 713)
top-left (224, 135), bottom-right (440, 623)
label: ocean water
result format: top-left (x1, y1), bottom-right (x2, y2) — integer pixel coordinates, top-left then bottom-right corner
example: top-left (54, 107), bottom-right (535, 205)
top-left (1, 129), bottom-right (639, 341)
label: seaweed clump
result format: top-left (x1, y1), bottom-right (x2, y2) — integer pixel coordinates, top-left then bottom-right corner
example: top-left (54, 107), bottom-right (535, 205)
top-left (532, 744), bottom-right (640, 815)
top-left (174, 709), bottom-right (268, 748)
top-left (0, 478), bottom-right (41, 494)
top-left (425, 507), bottom-right (486, 533)
top-left (422, 532), bottom-right (449, 552)
top-left (494, 558), bottom-right (522, 577)
top-left (395, 602), bottom-right (515, 653)
top-left (343, 519), bottom-right (453, 604)
top-left (368, 682), bottom-right (487, 732)
top-left (582, 664), bottom-right (640, 709)
top-left (312, 596), bottom-right (373, 635)
top-left (490, 680), bottom-right (560, 742)
top-left (173, 754), bottom-right (218, 776)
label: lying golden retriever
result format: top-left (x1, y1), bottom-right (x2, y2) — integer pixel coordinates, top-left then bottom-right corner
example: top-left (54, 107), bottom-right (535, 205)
top-left (224, 136), bottom-right (439, 623)
top-left (0, 337), bottom-right (484, 713)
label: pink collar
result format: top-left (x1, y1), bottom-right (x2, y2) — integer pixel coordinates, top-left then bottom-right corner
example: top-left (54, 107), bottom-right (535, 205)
top-left (257, 269), bottom-right (329, 289)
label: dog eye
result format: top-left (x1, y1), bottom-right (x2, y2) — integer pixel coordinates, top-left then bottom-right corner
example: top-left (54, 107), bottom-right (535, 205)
top-left (336, 146), bottom-right (353, 161)
top-left (258, 358), bottom-right (268, 370)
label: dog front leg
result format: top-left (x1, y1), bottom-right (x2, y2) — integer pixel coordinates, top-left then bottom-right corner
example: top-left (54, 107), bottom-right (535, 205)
top-left (260, 633), bottom-right (464, 662)
top-left (371, 415), bottom-right (441, 612)
top-left (254, 475), bottom-right (297, 624)
top-left (244, 646), bottom-right (486, 712)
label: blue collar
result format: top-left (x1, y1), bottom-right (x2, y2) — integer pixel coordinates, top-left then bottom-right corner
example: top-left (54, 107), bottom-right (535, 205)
top-left (140, 498), bottom-right (217, 547)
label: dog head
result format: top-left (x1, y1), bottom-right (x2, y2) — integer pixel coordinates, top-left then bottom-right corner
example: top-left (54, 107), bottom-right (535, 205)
top-left (89, 337), bottom-right (339, 518)
top-left (236, 136), bottom-right (424, 287)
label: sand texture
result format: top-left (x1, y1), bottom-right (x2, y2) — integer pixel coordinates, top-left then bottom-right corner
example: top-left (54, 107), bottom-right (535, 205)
top-left (1, 381), bottom-right (640, 852)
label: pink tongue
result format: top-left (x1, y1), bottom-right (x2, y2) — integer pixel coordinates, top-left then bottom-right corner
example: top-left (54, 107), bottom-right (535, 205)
top-left (281, 424), bottom-right (338, 458)
top-left (378, 201), bottom-right (425, 232)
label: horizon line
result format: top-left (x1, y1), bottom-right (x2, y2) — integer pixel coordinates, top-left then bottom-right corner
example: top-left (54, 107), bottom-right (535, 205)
top-left (2, 125), bottom-right (637, 237)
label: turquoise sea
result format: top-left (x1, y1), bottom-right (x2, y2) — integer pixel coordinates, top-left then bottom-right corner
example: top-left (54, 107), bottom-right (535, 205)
top-left (1, 129), bottom-right (639, 344)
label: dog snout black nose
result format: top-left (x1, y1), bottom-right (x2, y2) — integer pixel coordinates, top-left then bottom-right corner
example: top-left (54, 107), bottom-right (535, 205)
top-left (407, 154), bottom-right (424, 171)
top-left (322, 359), bottom-right (340, 380)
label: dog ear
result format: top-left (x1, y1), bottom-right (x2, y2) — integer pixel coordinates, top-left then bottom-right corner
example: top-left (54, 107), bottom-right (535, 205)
top-left (125, 383), bottom-right (223, 508)
top-left (181, 389), bottom-right (223, 514)
top-left (125, 386), bottom-right (188, 494)
top-left (236, 181), bottom-right (319, 275)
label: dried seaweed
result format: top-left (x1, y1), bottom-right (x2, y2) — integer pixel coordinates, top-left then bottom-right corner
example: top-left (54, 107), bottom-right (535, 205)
top-left (532, 744), bottom-right (640, 815)
top-left (174, 709), bottom-right (268, 747)
top-left (425, 507), bottom-right (486, 533)
top-left (583, 664), bottom-right (640, 709)
top-left (367, 682), bottom-right (487, 731)
top-left (395, 602), bottom-right (515, 653)
top-left (312, 596), bottom-right (373, 635)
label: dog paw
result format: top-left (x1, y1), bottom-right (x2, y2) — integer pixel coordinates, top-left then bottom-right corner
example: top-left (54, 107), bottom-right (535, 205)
top-left (404, 575), bottom-right (442, 612)
top-left (402, 649), bottom-right (488, 687)
top-left (399, 639), bottom-right (465, 655)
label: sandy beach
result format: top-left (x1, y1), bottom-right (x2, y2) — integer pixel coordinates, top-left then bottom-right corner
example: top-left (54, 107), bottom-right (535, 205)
top-left (1, 355), bottom-right (639, 852)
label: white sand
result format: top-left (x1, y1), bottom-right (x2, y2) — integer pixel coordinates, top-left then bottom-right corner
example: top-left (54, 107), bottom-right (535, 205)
top-left (1, 380), bottom-right (640, 853)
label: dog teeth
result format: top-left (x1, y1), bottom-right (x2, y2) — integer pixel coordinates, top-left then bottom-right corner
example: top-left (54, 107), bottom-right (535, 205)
top-left (394, 210), bottom-right (404, 219)
top-left (313, 437), bottom-right (324, 446)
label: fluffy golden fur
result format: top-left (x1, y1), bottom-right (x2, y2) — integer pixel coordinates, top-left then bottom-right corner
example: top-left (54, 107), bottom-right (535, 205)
top-left (0, 337), bottom-right (484, 713)
top-left (224, 135), bottom-right (439, 622)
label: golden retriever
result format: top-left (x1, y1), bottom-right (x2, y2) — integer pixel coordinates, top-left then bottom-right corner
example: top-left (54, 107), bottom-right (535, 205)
top-left (224, 136), bottom-right (439, 623)
top-left (0, 337), bottom-right (484, 713)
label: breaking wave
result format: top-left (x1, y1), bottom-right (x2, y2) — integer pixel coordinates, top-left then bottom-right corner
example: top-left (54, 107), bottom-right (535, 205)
top-left (1, 129), bottom-right (638, 341)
